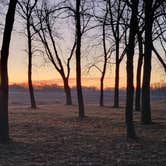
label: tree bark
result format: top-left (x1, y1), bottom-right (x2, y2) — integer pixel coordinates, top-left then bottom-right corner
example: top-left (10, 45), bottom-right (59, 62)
top-left (100, 11), bottom-right (107, 107)
top-left (141, 0), bottom-right (153, 124)
top-left (100, 76), bottom-right (104, 106)
top-left (76, 0), bottom-right (85, 119)
top-left (125, 0), bottom-right (138, 139)
top-left (0, 0), bottom-right (17, 143)
top-left (114, 55), bottom-right (120, 108)
top-left (135, 32), bottom-right (143, 111)
top-left (114, 28), bottom-right (120, 107)
top-left (27, 20), bottom-right (37, 109)
top-left (63, 78), bottom-right (72, 105)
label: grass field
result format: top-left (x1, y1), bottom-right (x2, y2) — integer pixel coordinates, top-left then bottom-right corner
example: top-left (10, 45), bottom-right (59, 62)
top-left (0, 100), bottom-right (165, 165)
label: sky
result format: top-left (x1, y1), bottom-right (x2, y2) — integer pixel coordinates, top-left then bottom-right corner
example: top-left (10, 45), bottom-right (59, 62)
top-left (6, 25), bottom-right (166, 89)
top-left (8, 30), bottom-right (165, 89)
top-left (1, 1), bottom-right (166, 89)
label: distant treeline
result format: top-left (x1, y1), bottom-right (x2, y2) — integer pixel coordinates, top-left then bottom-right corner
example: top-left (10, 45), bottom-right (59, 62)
top-left (9, 84), bottom-right (166, 97)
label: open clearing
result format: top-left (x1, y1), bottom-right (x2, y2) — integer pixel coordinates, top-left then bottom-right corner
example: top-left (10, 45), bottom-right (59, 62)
top-left (0, 101), bottom-right (165, 166)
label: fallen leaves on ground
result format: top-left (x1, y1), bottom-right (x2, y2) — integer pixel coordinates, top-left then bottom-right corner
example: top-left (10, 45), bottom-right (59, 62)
top-left (0, 102), bottom-right (165, 166)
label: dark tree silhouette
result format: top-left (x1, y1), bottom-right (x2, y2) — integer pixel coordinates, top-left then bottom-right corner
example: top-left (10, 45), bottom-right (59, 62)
top-left (86, 2), bottom-right (113, 107)
top-left (141, 0), bottom-right (166, 124)
top-left (88, 8), bottom-right (113, 107)
top-left (17, 0), bottom-right (38, 109)
top-left (75, 0), bottom-right (85, 119)
top-left (0, 0), bottom-right (17, 143)
top-left (134, 2), bottom-right (144, 111)
top-left (125, 0), bottom-right (138, 139)
top-left (135, 1), bottom-right (166, 111)
top-left (99, 10), bottom-right (113, 107)
top-left (90, 0), bottom-right (127, 107)
top-left (32, 1), bottom-right (73, 105)
top-left (108, 0), bottom-right (127, 108)
top-left (87, 33), bottom-right (113, 107)
top-left (141, 0), bottom-right (153, 124)
top-left (135, 29), bottom-right (144, 111)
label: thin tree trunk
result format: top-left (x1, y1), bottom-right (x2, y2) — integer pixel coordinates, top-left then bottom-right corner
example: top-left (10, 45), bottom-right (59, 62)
top-left (100, 12), bottom-right (107, 107)
top-left (125, 0), bottom-right (138, 139)
top-left (114, 53), bottom-right (120, 108)
top-left (135, 32), bottom-right (143, 111)
top-left (63, 78), bottom-right (72, 105)
top-left (100, 76), bottom-right (104, 106)
top-left (76, 0), bottom-right (85, 119)
top-left (141, 0), bottom-right (153, 124)
top-left (27, 21), bottom-right (36, 109)
top-left (113, 2), bottom-right (120, 108)
top-left (0, 0), bottom-right (17, 143)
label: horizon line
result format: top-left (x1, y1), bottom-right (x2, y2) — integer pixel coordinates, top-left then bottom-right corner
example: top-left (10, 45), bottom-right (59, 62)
top-left (9, 77), bottom-right (166, 89)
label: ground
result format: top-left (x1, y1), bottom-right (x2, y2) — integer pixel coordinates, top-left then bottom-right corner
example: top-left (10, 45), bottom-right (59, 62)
top-left (0, 101), bottom-right (165, 166)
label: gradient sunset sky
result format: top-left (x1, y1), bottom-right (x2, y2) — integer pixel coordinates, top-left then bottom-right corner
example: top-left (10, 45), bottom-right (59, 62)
top-left (8, 31), bottom-right (165, 89)
top-left (1, 3), bottom-right (165, 89)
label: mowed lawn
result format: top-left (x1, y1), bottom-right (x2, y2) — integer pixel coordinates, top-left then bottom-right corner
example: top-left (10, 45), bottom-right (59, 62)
top-left (0, 101), bottom-right (165, 166)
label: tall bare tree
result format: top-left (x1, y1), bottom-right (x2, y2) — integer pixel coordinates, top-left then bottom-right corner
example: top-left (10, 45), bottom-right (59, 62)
top-left (17, 0), bottom-right (38, 109)
top-left (108, 0), bottom-right (127, 108)
top-left (32, 0), bottom-right (74, 105)
top-left (125, 0), bottom-right (139, 139)
top-left (135, 2), bottom-right (166, 111)
top-left (99, 18), bottom-right (114, 106)
top-left (75, 0), bottom-right (85, 119)
top-left (135, 12), bottom-right (144, 111)
top-left (141, 0), bottom-right (153, 124)
top-left (87, 7), bottom-right (114, 107)
top-left (0, 0), bottom-right (17, 143)
top-left (141, 0), bottom-right (165, 124)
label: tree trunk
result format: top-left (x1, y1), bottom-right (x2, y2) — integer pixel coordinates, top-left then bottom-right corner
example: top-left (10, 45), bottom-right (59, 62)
top-left (100, 11), bottom-right (107, 107)
top-left (75, 0), bottom-right (85, 119)
top-left (63, 78), bottom-right (72, 105)
top-left (114, 57), bottom-right (120, 108)
top-left (0, 0), bottom-right (17, 143)
top-left (100, 76), bottom-right (104, 106)
top-left (141, 0), bottom-right (153, 124)
top-left (125, 0), bottom-right (138, 139)
top-left (27, 21), bottom-right (36, 109)
top-left (113, 9), bottom-right (120, 108)
top-left (135, 32), bottom-right (143, 111)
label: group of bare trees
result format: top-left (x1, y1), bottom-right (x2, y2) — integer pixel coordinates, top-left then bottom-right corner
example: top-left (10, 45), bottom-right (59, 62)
top-left (127, 0), bottom-right (165, 138)
top-left (0, 0), bottom-right (165, 143)
top-left (93, 0), bottom-right (166, 138)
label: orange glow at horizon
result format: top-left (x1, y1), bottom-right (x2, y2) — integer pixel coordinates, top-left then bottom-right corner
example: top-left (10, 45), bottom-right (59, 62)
top-left (9, 77), bottom-right (119, 89)
top-left (9, 76), bottom-right (166, 89)
top-left (7, 26), bottom-right (166, 90)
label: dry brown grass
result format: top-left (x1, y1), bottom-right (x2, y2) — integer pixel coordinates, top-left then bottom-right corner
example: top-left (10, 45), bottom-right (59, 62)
top-left (0, 101), bottom-right (165, 166)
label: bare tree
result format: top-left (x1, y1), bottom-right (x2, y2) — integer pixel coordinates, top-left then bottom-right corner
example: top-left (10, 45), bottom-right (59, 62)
top-left (32, 0), bottom-right (74, 105)
top-left (17, 0), bottom-right (38, 109)
top-left (87, 7), bottom-right (114, 107)
top-left (125, 0), bottom-right (139, 139)
top-left (108, 0), bottom-right (127, 108)
top-left (135, 34), bottom-right (144, 111)
top-left (75, 0), bottom-right (85, 119)
top-left (0, 0), bottom-right (17, 143)
top-left (135, 9), bottom-right (144, 111)
top-left (135, 1), bottom-right (166, 111)
top-left (141, 0), bottom-right (165, 124)
top-left (64, 0), bottom-right (93, 117)
top-left (99, 13), bottom-right (112, 107)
